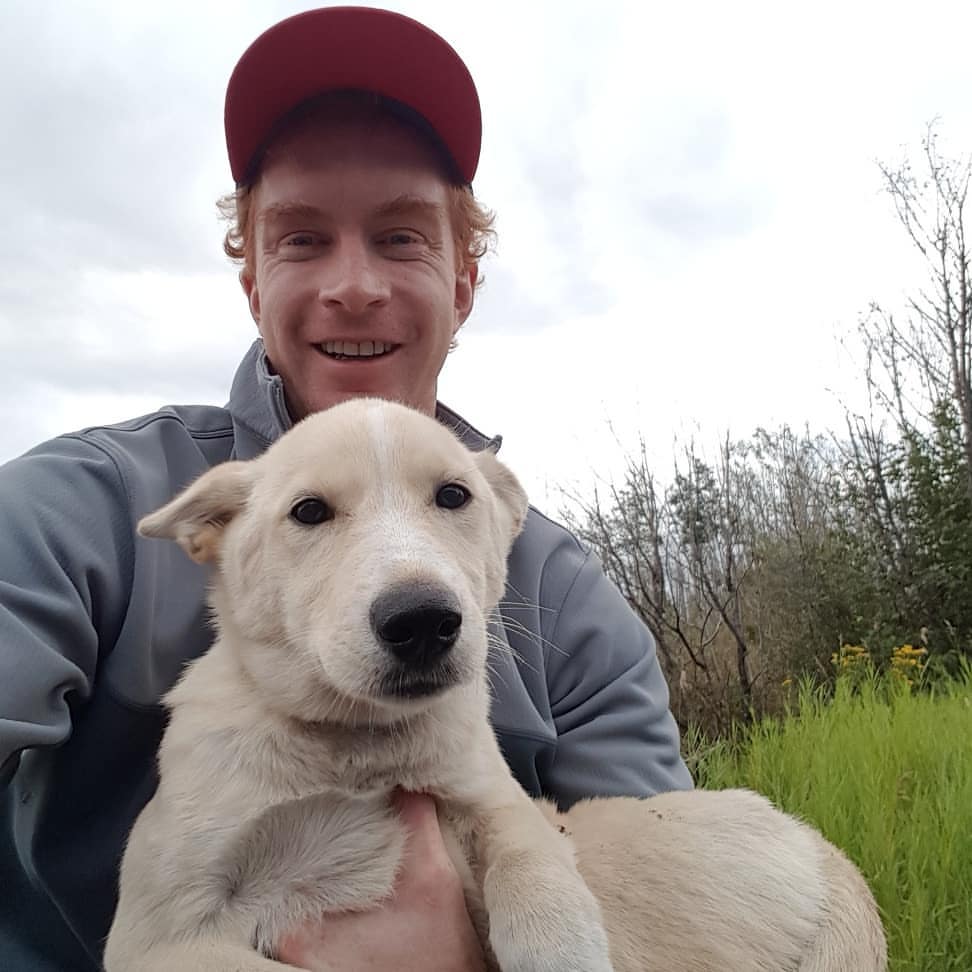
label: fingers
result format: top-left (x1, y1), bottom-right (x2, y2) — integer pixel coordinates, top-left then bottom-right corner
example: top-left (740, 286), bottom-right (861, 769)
top-left (393, 790), bottom-right (444, 861)
top-left (393, 788), bottom-right (436, 825)
top-left (392, 789), bottom-right (467, 901)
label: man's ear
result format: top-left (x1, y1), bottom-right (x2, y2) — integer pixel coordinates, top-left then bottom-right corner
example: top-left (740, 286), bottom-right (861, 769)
top-left (241, 269), bottom-right (261, 325)
top-left (475, 448), bottom-right (529, 547)
top-left (138, 461), bottom-right (255, 564)
top-left (453, 263), bottom-right (477, 335)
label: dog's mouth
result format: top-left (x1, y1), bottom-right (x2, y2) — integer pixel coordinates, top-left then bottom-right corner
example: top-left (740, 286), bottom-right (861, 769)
top-left (316, 340), bottom-right (400, 362)
top-left (376, 663), bottom-right (461, 700)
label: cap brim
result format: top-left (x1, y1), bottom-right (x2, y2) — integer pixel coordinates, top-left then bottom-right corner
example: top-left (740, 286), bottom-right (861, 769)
top-left (225, 6), bottom-right (481, 185)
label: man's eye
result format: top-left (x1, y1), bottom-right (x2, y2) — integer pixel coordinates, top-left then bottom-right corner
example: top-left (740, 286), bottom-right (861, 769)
top-left (283, 232), bottom-right (319, 247)
top-left (382, 230), bottom-right (422, 246)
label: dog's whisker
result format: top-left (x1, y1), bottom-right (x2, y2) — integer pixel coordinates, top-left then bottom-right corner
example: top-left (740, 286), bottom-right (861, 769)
top-left (494, 615), bottom-right (569, 660)
top-left (486, 624), bottom-right (530, 662)
top-left (496, 583), bottom-right (562, 613)
top-left (485, 631), bottom-right (521, 661)
top-left (497, 595), bottom-right (559, 617)
top-left (486, 633), bottom-right (543, 680)
top-left (484, 660), bottom-right (512, 694)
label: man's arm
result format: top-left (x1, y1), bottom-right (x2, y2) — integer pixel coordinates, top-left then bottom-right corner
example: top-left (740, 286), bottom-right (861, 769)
top-left (0, 436), bottom-right (134, 784)
top-left (537, 528), bottom-right (693, 807)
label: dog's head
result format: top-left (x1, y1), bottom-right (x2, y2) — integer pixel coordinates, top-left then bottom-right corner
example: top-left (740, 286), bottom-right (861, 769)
top-left (139, 399), bottom-right (528, 724)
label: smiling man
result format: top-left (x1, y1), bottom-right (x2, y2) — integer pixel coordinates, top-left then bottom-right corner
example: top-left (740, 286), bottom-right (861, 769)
top-left (0, 8), bottom-right (691, 971)
top-left (241, 101), bottom-right (476, 418)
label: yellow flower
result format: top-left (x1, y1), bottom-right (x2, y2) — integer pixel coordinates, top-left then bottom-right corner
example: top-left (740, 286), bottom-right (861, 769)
top-left (831, 644), bottom-right (874, 682)
top-left (893, 644), bottom-right (927, 658)
top-left (889, 643), bottom-right (927, 689)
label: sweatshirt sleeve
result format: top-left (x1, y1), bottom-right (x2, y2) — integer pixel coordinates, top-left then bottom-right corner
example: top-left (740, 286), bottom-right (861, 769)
top-left (541, 544), bottom-right (693, 807)
top-left (0, 435), bottom-right (134, 785)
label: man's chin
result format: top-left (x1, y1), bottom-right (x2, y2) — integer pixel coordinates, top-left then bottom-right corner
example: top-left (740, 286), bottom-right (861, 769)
top-left (301, 382), bottom-right (435, 417)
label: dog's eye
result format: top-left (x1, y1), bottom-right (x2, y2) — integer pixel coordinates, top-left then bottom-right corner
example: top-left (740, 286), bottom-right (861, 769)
top-left (436, 483), bottom-right (471, 510)
top-left (289, 497), bottom-right (333, 525)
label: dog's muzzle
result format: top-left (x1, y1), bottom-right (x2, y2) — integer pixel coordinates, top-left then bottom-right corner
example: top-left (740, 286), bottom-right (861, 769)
top-left (370, 582), bottom-right (462, 696)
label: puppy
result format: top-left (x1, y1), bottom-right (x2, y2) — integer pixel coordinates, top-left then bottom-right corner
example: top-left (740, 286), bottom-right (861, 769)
top-left (105, 398), bottom-right (886, 972)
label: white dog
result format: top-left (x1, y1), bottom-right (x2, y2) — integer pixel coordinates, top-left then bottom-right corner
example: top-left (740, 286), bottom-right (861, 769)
top-left (105, 399), bottom-right (887, 972)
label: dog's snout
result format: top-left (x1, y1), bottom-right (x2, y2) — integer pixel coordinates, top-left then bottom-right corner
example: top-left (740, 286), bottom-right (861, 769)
top-left (370, 583), bottom-right (462, 668)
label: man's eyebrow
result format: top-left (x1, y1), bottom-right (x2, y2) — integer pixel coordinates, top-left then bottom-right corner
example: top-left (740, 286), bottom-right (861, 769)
top-left (256, 197), bottom-right (445, 226)
top-left (255, 202), bottom-right (323, 226)
top-left (372, 195), bottom-right (446, 221)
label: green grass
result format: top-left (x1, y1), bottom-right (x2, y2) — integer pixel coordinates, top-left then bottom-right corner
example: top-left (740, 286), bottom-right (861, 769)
top-left (685, 666), bottom-right (972, 971)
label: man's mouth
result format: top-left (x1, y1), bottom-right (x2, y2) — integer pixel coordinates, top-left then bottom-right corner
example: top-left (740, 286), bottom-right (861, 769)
top-left (317, 340), bottom-right (398, 361)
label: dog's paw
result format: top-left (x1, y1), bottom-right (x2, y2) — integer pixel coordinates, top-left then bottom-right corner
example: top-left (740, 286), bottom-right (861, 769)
top-left (483, 861), bottom-right (614, 972)
top-left (490, 936), bottom-right (613, 972)
top-left (488, 915), bottom-right (614, 972)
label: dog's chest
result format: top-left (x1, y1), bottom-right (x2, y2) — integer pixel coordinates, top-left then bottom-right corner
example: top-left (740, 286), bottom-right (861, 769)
top-left (254, 720), bottom-right (468, 800)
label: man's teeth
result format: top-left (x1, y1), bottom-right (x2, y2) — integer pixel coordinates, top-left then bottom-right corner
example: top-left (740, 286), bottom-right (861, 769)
top-left (322, 340), bottom-right (392, 358)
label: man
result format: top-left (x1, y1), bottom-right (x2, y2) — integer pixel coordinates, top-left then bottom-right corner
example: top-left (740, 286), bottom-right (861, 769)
top-left (0, 8), bottom-right (691, 970)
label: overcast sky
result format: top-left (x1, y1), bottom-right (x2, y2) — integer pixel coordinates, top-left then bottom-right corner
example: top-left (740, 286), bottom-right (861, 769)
top-left (3, 0), bottom-right (971, 507)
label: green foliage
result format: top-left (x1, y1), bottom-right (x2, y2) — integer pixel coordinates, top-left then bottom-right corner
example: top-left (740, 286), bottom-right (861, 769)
top-left (564, 126), bottom-right (971, 730)
top-left (832, 399), bottom-right (972, 661)
top-left (668, 457), bottom-right (720, 548)
top-left (742, 426), bottom-right (860, 675)
top-left (688, 665), bottom-right (972, 971)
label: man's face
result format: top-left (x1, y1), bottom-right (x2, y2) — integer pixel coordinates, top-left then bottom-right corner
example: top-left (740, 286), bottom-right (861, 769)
top-left (242, 114), bottom-right (476, 419)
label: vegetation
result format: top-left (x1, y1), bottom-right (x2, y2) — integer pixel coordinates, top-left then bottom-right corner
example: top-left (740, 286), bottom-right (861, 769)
top-left (686, 662), bottom-right (972, 971)
top-left (564, 124), bottom-right (972, 734)
top-left (562, 125), bottom-right (972, 969)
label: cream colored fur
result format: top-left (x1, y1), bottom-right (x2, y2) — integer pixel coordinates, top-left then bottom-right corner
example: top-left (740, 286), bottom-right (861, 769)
top-left (105, 398), bottom-right (886, 972)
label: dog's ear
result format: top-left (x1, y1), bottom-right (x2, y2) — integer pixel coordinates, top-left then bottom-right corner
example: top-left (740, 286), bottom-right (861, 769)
top-left (476, 449), bottom-right (529, 545)
top-left (138, 461), bottom-right (254, 564)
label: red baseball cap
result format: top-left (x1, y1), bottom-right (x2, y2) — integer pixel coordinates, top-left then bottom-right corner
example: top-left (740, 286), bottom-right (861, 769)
top-left (224, 6), bottom-right (481, 186)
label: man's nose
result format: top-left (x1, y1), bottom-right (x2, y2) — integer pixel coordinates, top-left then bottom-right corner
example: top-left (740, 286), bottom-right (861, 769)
top-left (316, 237), bottom-right (390, 314)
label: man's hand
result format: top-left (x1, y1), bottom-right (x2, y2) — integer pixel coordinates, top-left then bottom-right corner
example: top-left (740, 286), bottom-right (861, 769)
top-left (276, 790), bottom-right (487, 971)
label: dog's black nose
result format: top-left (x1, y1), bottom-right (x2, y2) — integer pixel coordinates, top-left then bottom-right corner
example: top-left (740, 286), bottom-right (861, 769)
top-left (370, 583), bottom-right (462, 668)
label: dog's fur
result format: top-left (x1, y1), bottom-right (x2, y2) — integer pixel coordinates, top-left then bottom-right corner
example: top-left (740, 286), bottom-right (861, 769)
top-left (105, 399), bottom-right (887, 972)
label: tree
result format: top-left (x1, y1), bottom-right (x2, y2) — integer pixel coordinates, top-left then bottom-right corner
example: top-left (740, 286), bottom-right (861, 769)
top-left (838, 123), bottom-right (972, 662)
top-left (564, 124), bottom-right (972, 737)
top-left (858, 123), bottom-right (972, 494)
top-left (667, 437), bottom-right (755, 717)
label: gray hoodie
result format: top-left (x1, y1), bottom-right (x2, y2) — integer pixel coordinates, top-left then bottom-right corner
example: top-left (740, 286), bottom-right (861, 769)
top-left (0, 340), bottom-right (691, 970)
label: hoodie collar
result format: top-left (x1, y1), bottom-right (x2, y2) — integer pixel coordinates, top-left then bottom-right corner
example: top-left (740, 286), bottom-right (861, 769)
top-left (227, 339), bottom-right (500, 460)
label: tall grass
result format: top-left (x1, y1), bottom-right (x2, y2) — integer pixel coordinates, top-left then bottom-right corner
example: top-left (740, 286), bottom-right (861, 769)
top-left (686, 665), bottom-right (972, 971)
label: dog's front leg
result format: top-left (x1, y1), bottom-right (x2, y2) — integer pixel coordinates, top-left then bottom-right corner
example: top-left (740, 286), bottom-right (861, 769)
top-left (473, 783), bottom-right (614, 972)
top-left (117, 940), bottom-right (306, 972)
top-left (106, 791), bottom-right (404, 972)
top-left (224, 791), bottom-right (407, 958)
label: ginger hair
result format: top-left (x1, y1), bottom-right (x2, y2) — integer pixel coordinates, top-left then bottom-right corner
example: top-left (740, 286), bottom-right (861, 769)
top-left (218, 182), bottom-right (494, 285)
top-left (217, 94), bottom-right (495, 283)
